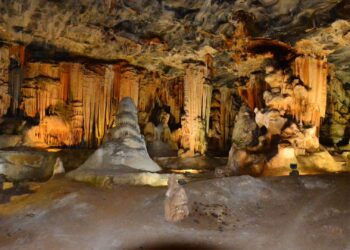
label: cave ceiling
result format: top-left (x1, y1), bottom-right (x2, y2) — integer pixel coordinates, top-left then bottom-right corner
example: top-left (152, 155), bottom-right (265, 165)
top-left (0, 0), bottom-right (349, 83)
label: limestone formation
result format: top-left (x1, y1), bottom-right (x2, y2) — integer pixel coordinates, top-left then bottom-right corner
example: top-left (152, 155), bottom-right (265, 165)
top-left (231, 105), bottom-right (257, 149)
top-left (69, 97), bottom-right (161, 179)
top-left (255, 109), bottom-right (287, 136)
top-left (52, 157), bottom-right (65, 176)
top-left (223, 143), bottom-right (267, 177)
top-left (0, 0), bottom-right (349, 179)
top-left (164, 175), bottom-right (189, 222)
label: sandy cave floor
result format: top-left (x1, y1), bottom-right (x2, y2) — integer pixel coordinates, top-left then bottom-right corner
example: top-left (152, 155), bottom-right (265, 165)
top-left (1, 174), bottom-right (350, 250)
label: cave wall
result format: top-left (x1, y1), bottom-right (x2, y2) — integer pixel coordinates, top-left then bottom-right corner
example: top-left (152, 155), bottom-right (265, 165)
top-left (0, 17), bottom-right (348, 156)
top-left (0, 45), bottom-right (236, 153)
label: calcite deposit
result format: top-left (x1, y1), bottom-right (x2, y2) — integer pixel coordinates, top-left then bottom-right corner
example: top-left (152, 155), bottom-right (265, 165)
top-left (69, 97), bottom-right (161, 175)
top-left (2, 2), bottom-right (350, 249)
top-left (0, 0), bottom-right (348, 179)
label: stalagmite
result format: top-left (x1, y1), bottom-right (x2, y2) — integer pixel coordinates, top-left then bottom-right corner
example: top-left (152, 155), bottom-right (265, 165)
top-left (69, 97), bottom-right (161, 182)
top-left (164, 175), bottom-right (189, 222)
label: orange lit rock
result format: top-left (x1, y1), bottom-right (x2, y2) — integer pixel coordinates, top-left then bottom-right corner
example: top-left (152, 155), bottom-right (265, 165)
top-left (181, 64), bottom-right (209, 156)
top-left (255, 109), bottom-right (287, 136)
top-left (0, 47), bottom-right (10, 117)
top-left (24, 116), bottom-right (73, 147)
top-left (293, 56), bottom-right (328, 127)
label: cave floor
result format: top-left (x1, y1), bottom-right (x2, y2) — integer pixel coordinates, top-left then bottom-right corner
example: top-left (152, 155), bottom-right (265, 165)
top-left (1, 174), bottom-right (350, 250)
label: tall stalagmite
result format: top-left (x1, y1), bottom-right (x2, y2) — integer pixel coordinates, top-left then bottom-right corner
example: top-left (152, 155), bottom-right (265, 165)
top-left (182, 64), bottom-right (210, 156)
top-left (293, 56), bottom-right (328, 127)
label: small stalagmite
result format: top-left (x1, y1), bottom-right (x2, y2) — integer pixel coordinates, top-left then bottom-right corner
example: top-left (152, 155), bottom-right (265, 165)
top-left (164, 175), bottom-right (189, 222)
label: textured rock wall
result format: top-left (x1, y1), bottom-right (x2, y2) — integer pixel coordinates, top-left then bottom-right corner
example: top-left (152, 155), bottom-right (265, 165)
top-left (0, 46), bottom-right (10, 117)
top-left (220, 34), bottom-right (338, 176)
top-left (0, 55), bottom-right (147, 147)
top-left (1, 54), bottom-right (237, 153)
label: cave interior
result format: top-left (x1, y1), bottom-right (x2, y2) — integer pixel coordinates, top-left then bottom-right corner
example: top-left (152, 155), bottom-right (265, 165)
top-left (1, 0), bottom-right (350, 249)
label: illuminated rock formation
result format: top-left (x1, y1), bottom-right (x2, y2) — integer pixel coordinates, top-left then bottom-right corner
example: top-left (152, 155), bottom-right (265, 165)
top-left (293, 56), bottom-right (328, 127)
top-left (24, 116), bottom-right (73, 147)
top-left (223, 34), bottom-right (342, 176)
top-left (255, 109), bottom-right (287, 136)
top-left (231, 105), bottom-right (257, 149)
top-left (69, 97), bottom-right (161, 180)
top-left (0, 1), bottom-right (348, 170)
top-left (180, 64), bottom-right (211, 156)
top-left (0, 47), bottom-right (10, 117)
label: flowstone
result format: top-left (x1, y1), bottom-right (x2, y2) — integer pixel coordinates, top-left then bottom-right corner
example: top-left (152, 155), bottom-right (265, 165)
top-left (68, 97), bottom-right (164, 186)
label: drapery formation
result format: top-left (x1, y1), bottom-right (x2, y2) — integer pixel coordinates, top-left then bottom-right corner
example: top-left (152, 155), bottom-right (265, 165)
top-left (0, 47), bottom-right (10, 117)
top-left (20, 62), bottom-right (135, 147)
top-left (293, 56), bottom-right (328, 127)
top-left (182, 64), bottom-right (211, 155)
top-left (1, 47), bottom-right (236, 154)
top-left (9, 45), bottom-right (25, 115)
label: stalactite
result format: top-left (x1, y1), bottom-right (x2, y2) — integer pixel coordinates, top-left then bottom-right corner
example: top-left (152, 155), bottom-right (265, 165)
top-left (71, 101), bottom-right (83, 145)
top-left (238, 74), bottom-right (266, 111)
top-left (8, 45), bottom-right (26, 115)
top-left (0, 47), bottom-right (10, 117)
top-left (104, 65), bottom-right (115, 130)
top-left (9, 64), bottom-right (23, 115)
top-left (293, 56), bottom-right (328, 127)
top-left (5, 58), bottom-right (190, 149)
top-left (0, 82), bottom-right (10, 117)
top-left (138, 72), bottom-right (160, 115)
top-left (26, 63), bottom-right (60, 79)
top-left (220, 87), bottom-right (229, 150)
top-left (9, 45), bottom-right (25, 68)
top-left (60, 63), bottom-right (70, 102)
top-left (119, 67), bottom-right (140, 107)
top-left (69, 63), bottom-right (83, 102)
top-left (182, 64), bottom-right (207, 155)
top-left (113, 64), bottom-right (121, 101)
top-left (202, 84), bottom-right (212, 134)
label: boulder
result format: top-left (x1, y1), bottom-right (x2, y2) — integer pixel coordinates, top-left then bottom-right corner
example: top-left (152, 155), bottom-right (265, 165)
top-left (0, 150), bottom-right (56, 182)
top-left (224, 145), bottom-right (266, 177)
top-left (0, 135), bottom-right (22, 149)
